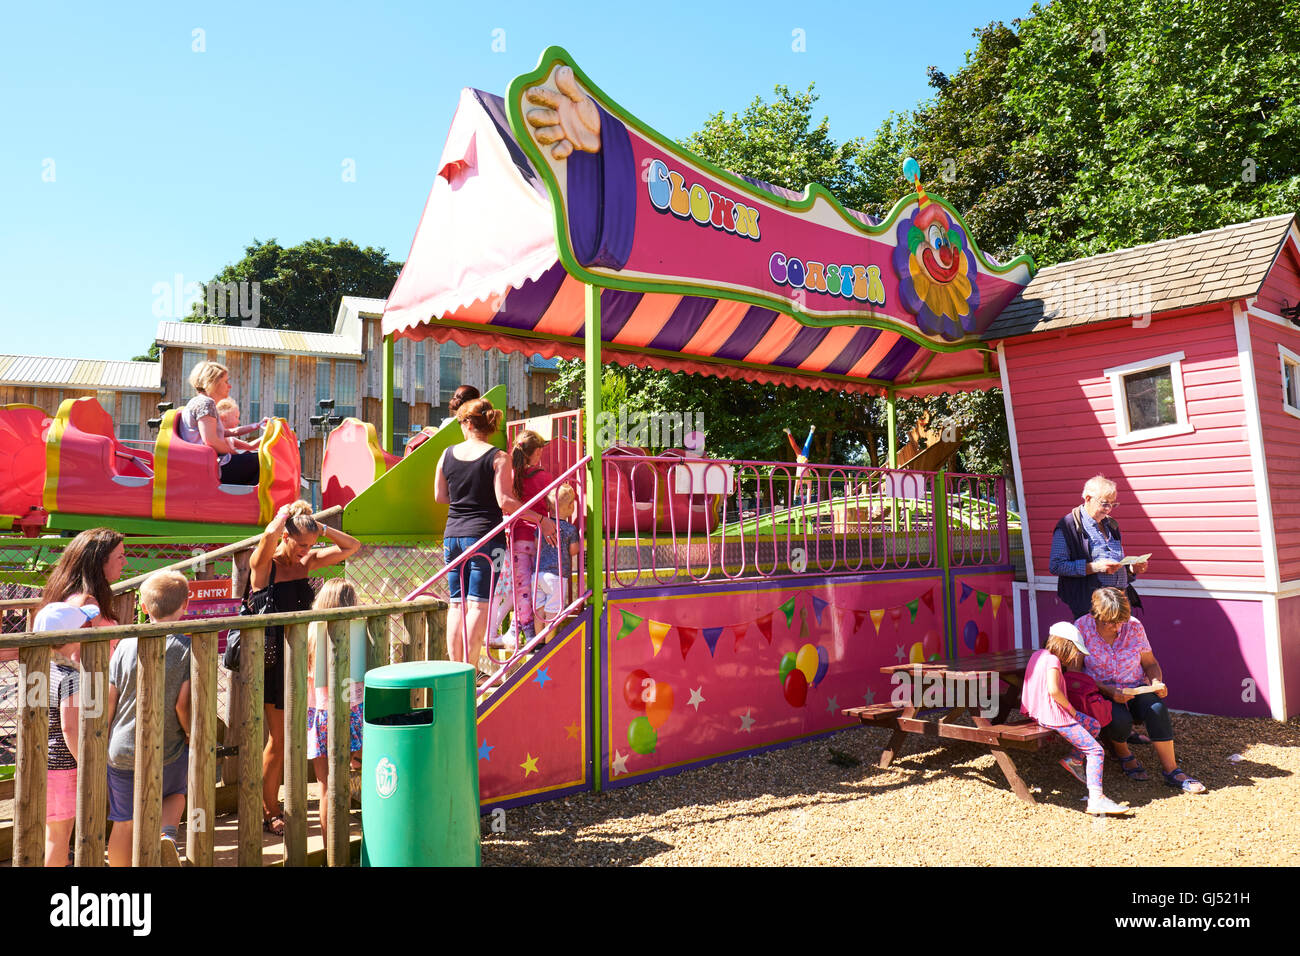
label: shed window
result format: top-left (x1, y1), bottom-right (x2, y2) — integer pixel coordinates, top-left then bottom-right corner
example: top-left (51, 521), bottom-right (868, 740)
top-left (181, 349), bottom-right (204, 387)
top-left (1281, 346), bottom-right (1300, 420)
top-left (1103, 351), bottom-right (1193, 445)
top-left (274, 357), bottom-right (290, 419)
top-left (439, 342), bottom-right (462, 406)
top-left (248, 354), bottom-right (261, 421)
top-left (118, 393), bottom-right (140, 440)
top-left (334, 361), bottom-right (357, 419)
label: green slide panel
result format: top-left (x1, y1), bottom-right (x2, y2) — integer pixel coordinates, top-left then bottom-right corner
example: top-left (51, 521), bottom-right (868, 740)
top-left (342, 385), bottom-right (507, 538)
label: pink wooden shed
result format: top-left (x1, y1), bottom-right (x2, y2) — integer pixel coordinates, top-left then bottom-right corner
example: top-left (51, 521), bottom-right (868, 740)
top-left (987, 213), bottom-right (1300, 718)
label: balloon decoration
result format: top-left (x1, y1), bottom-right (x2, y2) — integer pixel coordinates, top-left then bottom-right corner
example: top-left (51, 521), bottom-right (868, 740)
top-left (628, 716), bottom-right (657, 755)
top-left (779, 641), bottom-right (830, 706)
top-left (623, 669), bottom-right (650, 712)
top-left (975, 630), bottom-right (990, 654)
top-left (908, 642), bottom-right (926, 664)
top-left (962, 620), bottom-right (979, 651)
top-left (922, 629), bottom-right (942, 661)
top-left (645, 682), bottom-right (675, 729)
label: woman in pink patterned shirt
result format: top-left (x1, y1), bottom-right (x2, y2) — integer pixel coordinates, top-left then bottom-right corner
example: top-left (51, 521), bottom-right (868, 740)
top-left (1076, 587), bottom-right (1207, 794)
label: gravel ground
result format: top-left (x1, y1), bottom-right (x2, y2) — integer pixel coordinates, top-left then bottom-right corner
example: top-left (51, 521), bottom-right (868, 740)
top-left (482, 713), bottom-right (1300, 866)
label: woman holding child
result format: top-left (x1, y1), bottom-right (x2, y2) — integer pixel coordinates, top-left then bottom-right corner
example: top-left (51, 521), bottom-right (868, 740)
top-left (179, 360), bottom-right (261, 486)
top-left (33, 527), bottom-right (127, 865)
top-left (246, 500), bottom-right (360, 836)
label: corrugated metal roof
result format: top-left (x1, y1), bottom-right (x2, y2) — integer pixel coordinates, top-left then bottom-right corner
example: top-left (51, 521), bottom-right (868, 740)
top-left (0, 354), bottom-right (163, 391)
top-left (343, 296), bottom-right (388, 315)
top-left (154, 321), bottom-right (363, 358)
top-left (984, 214), bottom-right (1296, 339)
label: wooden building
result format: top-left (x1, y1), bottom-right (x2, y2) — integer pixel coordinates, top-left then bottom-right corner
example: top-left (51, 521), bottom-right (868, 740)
top-left (989, 213), bottom-right (1300, 719)
top-left (0, 354), bottom-right (161, 440)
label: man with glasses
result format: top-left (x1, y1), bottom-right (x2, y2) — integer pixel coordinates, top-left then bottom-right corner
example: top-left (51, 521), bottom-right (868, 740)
top-left (1049, 475), bottom-right (1149, 619)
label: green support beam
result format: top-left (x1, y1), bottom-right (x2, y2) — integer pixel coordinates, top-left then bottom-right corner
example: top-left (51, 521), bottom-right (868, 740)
top-left (382, 333), bottom-right (395, 454)
top-left (584, 283), bottom-right (605, 793)
top-left (886, 389), bottom-right (898, 469)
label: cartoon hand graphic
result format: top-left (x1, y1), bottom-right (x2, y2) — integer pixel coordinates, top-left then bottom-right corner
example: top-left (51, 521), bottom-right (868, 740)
top-left (526, 66), bottom-right (601, 159)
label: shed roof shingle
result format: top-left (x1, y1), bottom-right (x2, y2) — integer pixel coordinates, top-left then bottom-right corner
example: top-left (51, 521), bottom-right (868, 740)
top-left (984, 214), bottom-right (1296, 340)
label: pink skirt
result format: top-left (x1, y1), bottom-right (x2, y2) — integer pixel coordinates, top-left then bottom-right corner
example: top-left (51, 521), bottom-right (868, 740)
top-left (47, 767), bottom-right (78, 821)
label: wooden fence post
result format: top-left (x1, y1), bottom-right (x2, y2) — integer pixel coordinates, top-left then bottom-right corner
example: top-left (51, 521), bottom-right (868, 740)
top-left (283, 623), bottom-right (309, 867)
top-left (404, 611), bottom-right (427, 708)
top-left (132, 635), bottom-right (165, 867)
top-left (75, 641), bottom-right (110, 866)
top-left (326, 619), bottom-right (351, 866)
top-left (426, 605), bottom-right (447, 662)
top-left (188, 632), bottom-right (217, 866)
top-left (237, 627), bottom-right (265, 867)
top-left (14, 645), bottom-right (50, 867)
top-left (367, 615), bottom-right (388, 670)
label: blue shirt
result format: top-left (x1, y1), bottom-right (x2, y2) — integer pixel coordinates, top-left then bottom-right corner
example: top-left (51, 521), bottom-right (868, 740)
top-left (536, 519), bottom-right (578, 577)
top-left (1049, 511), bottom-right (1130, 589)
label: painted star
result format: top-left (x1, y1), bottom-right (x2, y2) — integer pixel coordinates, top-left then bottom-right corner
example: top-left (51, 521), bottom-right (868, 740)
top-left (564, 722), bottom-right (580, 740)
top-left (863, 687), bottom-right (877, 705)
top-left (533, 666), bottom-right (552, 689)
top-left (825, 695), bottom-right (838, 713)
top-left (611, 750), bottom-right (629, 776)
top-left (520, 753), bottom-right (539, 777)
top-left (687, 687), bottom-right (705, 711)
top-left (738, 709), bottom-right (756, 733)
top-left (894, 644), bottom-right (906, 663)
top-left (477, 739), bottom-right (494, 761)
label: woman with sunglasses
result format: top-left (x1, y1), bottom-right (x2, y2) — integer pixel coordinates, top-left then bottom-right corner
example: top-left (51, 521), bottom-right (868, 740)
top-left (1049, 474), bottom-right (1148, 620)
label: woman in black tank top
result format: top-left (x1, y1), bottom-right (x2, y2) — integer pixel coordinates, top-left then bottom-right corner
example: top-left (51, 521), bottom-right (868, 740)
top-left (246, 500), bottom-right (360, 836)
top-left (435, 399), bottom-right (554, 672)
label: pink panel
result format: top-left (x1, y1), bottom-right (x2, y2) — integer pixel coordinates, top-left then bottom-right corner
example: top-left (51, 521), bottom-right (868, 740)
top-left (603, 574), bottom-right (950, 785)
top-left (1033, 588), bottom-right (1272, 717)
top-left (1249, 315), bottom-right (1300, 581)
top-left (950, 571), bottom-right (1015, 657)
top-left (1280, 595), bottom-right (1300, 718)
top-left (476, 615), bottom-right (591, 808)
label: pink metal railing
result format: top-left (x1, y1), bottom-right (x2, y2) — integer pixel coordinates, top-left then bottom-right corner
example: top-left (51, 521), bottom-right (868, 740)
top-left (601, 456), bottom-right (944, 589)
top-left (944, 472), bottom-right (1010, 567)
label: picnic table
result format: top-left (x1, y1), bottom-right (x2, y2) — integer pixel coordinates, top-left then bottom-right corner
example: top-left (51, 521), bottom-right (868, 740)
top-left (843, 648), bottom-right (1055, 804)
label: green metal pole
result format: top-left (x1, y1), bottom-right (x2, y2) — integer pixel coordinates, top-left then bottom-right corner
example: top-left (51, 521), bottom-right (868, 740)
top-left (584, 284), bottom-right (605, 793)
top-left (382, 333), bottom-right (395, 454)
top-left (886, 389), bottom-right (897, 469)
top-left (933, 468), bottom-right (954, 657)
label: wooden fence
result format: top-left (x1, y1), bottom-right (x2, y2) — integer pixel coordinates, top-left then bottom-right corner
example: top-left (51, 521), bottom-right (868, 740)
top-left (2, 594), bottom-right (447, 867)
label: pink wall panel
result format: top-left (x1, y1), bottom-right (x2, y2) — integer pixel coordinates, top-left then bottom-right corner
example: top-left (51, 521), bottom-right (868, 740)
top-left (1279, 595), bottom-right (1300, 718)
top-left (1032, 588), bottom-right (1273, 717)
top-left (1254, 236), bottom-right (1300, 317)
top-left (1005, 305), bottom-right (1264, 582)
top-left (1248, 313), bottom-right (1300, 581)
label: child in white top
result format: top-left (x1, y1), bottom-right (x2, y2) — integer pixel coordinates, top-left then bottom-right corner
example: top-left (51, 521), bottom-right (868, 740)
top-left (306, 578), bottom-right (367, 838)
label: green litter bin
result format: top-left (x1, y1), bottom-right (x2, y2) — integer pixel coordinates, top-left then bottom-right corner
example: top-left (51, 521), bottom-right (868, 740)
top-left (361, 661), bottom-right (480, 867)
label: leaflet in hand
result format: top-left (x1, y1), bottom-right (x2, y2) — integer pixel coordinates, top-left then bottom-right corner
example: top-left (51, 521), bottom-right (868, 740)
top-left (1119, 553), bottom-right (1151, 567)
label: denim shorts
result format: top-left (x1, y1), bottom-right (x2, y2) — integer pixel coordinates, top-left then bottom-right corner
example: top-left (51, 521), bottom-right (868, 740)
top-left (107, 749), bottom-right (189, 822)
top-left (444, 535), bottom-right (506, 603)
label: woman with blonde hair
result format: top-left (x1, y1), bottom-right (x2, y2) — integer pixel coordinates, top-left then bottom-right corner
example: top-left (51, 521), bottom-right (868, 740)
top-left (178, 360), bottom-right (260, 485)
top-left (244, 500), bottom-right (361, 835)
top-left (434, 399), bottom-right (554, 671)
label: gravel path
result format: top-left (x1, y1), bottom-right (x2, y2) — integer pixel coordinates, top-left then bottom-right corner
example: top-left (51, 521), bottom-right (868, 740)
top-left (483, 713), bottom-right (1300, 866)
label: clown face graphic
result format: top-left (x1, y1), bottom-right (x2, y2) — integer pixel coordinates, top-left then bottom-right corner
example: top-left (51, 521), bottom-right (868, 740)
top-left (893, 201), bottom-right (983, 341)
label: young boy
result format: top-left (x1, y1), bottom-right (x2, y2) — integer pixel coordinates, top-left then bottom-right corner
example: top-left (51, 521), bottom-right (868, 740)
top-left (216, 397), bottom-right (263, 442)
top-left (104, 570), bottom-right (192, 867)
top-left (533, 484), bottom-right (581, 630)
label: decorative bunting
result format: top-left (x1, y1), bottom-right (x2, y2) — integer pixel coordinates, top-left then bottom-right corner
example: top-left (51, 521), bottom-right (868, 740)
top-left (647, 619), bottom-right (671, 657)
top-left (854, 610), bottom-right (868, 633)
top-left (703, 626), bottom-right (724, 656)
top-left (960, 583), bottom-right (973, 603)
top-left (975, 590), bottom-right (988, 609)
top-left (920, 589), bottom-right (936, 614)
top-left (905, 598), bottom-right (920, 623)
top-left (869, 609), bottom-right (885, 634)
top-left (756, 613), bottom-right (775, 644)
top-left (779, 597), bottom-right (797, 628)
top-left (811, 596), bottom-right (829, 625)
top-left (615, 610), bottom-right (644, 641)
top-left (678, 626), bottom-right (699, 660)
top-left (733, 622), bottom-right (750, 651)
top-left (889, 607), bottom-right (902, 631)
top-left (799, 616), bottom-right (810, 641)
top-left (990, 594), bottom-right (1002, 618)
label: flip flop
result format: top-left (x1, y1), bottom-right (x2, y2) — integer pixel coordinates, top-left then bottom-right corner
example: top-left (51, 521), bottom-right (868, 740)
top-left (1126, 731), bottom-right (1152, 746)
top-left (1163, 767), bottom-right (1207, 794)
top-left (1118, 754), bottom-right (1149, 781)
top-left (262, 815), bottom-right (286, 837)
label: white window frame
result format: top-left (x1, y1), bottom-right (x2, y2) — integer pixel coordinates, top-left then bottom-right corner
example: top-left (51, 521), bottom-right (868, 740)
top-left (1103, 350), bottom-right (1194, 445)
top-left (1280, 344), bottom-right (1300, 421)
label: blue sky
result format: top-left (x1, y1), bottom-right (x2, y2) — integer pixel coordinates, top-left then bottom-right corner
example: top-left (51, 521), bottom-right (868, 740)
top-left (1, 0), bottom-right (1033, 361)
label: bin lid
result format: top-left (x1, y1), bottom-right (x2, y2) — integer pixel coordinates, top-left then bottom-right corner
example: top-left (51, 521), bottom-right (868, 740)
top-left (364, 660), bottom-right (476, 690)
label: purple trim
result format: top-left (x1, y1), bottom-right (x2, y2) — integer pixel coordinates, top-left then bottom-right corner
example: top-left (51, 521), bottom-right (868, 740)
top-left (824, 326), bottom-right (881, 376)
top-left (490, 261), bottom-right (567, 330)
top-left (868, 337), bottom-right (921, 381)
top-left (472, 89), bottom-right (543, 193)
top-left (772, 324), bottom-right (830, 369)
top-left (599, 288), bottom-right (646, 339)
top-left (714, 306), bottom-right (779, 360)
top-left (480, 781), bottom-right (593, 814)
top-left (646, 295), bottom-right (718, 353)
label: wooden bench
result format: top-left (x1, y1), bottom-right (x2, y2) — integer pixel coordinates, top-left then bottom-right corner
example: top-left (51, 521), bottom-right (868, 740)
top-left (843, 702), bottom-right (1053, 803)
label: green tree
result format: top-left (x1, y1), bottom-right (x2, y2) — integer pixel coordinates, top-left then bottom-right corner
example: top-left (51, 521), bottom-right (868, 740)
top-left (133, 237), bottom-right (402, 359)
